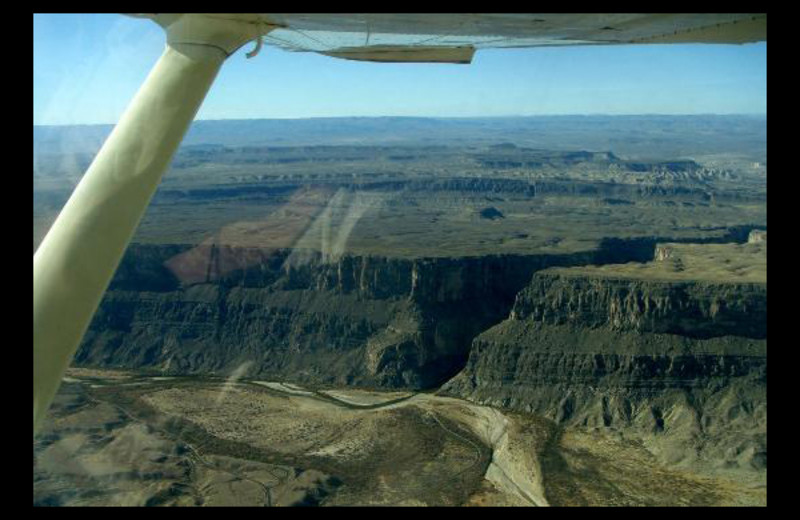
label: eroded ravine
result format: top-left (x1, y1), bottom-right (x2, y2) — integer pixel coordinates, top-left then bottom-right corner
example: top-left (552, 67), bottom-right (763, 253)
top-left (255, 382), bottom-right (549, 506)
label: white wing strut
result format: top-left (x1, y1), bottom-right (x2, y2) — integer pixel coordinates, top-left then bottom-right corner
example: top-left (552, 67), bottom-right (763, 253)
top-left (33, 15), bottom-right (270, 432)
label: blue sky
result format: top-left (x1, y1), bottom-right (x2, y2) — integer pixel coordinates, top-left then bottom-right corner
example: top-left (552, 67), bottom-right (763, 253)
top-left (33, 13), bottom-right (767, 125)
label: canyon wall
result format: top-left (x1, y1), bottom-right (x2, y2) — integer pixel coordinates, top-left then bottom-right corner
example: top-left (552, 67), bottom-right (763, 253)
top-left (76, 244), bottom-right (595, 388)
top-left (443, 267), bottom-right (766, 473)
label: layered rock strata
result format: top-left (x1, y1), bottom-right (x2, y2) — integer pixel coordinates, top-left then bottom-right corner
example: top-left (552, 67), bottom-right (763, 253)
top-left (76, 244), bottom-right (596, 388)
top-left (443, 246), bottom-right (766, 473)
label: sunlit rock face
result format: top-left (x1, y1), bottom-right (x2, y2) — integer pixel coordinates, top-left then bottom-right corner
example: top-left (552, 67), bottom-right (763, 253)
top-left (748, 229), bottom-right (767, 243)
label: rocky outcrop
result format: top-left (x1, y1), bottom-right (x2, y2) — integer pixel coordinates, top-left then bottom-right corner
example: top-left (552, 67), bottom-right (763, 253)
top-left (443, 258), bottom-right (767, 474)
top-left (151, 174), bottom-right (765, 207)
top-left (530, 180), bottom-right (712, 200)
top-left (75, 224), bottom-right (765, 390)
top-left (443, 322), bottom-right (766, 472)
top-left (478, 207), bottom-right (505, 220)
top-left (76, 244), bottom-right (595, 388)
top-left (748, 229), bottom-right (767, 243)
top-left (511, 273), bottom-right (766, 339)
top-left (444, 320), bottom-right (765, 404)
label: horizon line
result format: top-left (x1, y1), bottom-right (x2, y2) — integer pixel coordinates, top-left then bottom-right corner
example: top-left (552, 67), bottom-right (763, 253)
top-left (34, 112), bottom-right (767, 128)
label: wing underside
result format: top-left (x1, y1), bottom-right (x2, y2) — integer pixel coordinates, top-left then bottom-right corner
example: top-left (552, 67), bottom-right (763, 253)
top-left (137, 13), bottom-right (766, 63)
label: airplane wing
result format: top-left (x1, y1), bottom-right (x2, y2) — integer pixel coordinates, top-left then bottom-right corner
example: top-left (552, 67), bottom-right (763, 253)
top-left (132, 13), bottom-right (767, 63)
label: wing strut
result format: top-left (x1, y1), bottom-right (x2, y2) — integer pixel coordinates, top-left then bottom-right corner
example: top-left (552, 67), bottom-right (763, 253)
top-left (33, 15), bottom-right (270, 432)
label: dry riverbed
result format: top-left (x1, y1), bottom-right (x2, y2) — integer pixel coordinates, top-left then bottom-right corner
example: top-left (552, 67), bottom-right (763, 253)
top-left (34, 370), bottom-right (764, 506)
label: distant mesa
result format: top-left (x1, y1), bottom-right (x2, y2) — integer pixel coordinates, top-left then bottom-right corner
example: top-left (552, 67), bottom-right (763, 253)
top-left (478, 207), bottom-right (505, 220)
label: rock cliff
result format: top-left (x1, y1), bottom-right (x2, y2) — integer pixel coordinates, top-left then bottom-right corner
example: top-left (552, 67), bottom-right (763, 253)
top-left (510, 273), bottom-right (766, 339)
top-left (76, 244), bottom-right (595, 388)
top-left (442, 246), bottom-right (766, 474)
top-left (76, 227), bottom-right (764, 390)
top-left (73, 232), bottom-right (767, 476)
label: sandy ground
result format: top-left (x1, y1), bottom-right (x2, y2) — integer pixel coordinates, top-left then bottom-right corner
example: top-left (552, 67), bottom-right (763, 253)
top-left (319, 388), bottom-right (414, 406)
top-left (37, 372), bottom-right (765, 506)
top-left (65, 367), bottom-right (135, 380)
top-left (142, 382), bottom-right (547, 506)
top-left (251, 381), bottom-right (315, 396)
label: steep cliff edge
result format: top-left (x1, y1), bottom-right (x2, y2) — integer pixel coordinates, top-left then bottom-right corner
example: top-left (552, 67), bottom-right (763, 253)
top-left (443, 241), bottom-right (766, 477)
top-left (75, 244), bottom-right (596, 388)
top-left (511, 273), bottom-right (766, 339)
top-left (75, 229), bottom-right (763, 392)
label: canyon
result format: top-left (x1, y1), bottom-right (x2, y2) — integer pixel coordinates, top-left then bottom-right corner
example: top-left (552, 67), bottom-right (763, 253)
top-left (35, 117), bottom-right (767, 506)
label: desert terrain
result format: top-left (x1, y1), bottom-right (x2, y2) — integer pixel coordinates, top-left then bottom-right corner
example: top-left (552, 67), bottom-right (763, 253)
top-left (34, 368), bottom-right (765, 506)
top-left (34, 116), bottom-right (766, 506)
